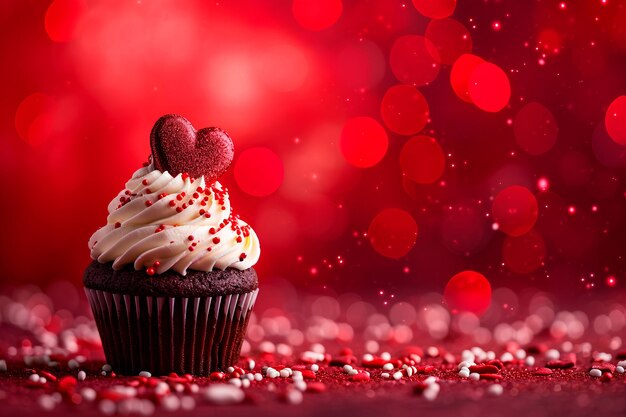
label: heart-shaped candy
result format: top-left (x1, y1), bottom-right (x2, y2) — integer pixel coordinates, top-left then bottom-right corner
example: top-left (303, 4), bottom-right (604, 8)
top-left (150, 114), bottom-right (234, 182)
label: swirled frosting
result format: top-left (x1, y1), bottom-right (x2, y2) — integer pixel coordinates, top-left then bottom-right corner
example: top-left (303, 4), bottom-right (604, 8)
top-left (89, 164), bottom-right (260, 276)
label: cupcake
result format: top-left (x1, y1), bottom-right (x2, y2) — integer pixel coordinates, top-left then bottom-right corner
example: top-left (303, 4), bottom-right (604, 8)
top-left (84, 114), bottom-right (261, 375)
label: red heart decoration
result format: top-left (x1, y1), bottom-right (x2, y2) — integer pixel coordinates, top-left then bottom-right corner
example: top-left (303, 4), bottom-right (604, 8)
top-left (150, 114), bottom-right (234, 182)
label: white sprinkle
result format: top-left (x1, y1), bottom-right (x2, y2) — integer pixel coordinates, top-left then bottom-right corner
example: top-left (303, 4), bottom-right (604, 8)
top-left (254, 373), bottom-right (263, 381)
top-left (383, 363), bottom-right (394, 371)
top-left (525, 356), bottom-right (536, 367)
top-left (102, 364), bottom-right (112, 372)
top-left (292, 371), bottom-right (303, 381)
top-left (248, 359), bottom-right (255, 370)
top-left (101, 371), bottom-right (107, 376)
top-left (616, 366), bottom-right (624, 374)
top-left (229, 378), bottom-right (242, 387)
top-left (392, 371), bottom-right (403, 380)
top-left (241, 378), bottom-right (250, 389)
top-left (423, 384), bottom-right (439, 401)
top-left (68, 359), bottom-right (80, 370)
top-left (423, 376), bottom-right (438, 385)
top-left (362, 353), bottom-right (374, 362)
top-left (458, 368), bottom-right (470, 378)
top-left (285, 389), bottom-right (303, 405)
top-left (227, 366), bottom-right (235, 374)
top-left (381, 352), bottom-right (391, 361)
top-left (189, 384), bottom-right (200, 394)
top-left (181, 396), bottom-right (196, 411)
top-left (280, 369), bottom-right (290, 378)
top-left (617, 360), bottom-right (626, 368)
top-left (488, 384), bottom-right (503, 396)
top-left (486, 351), bottom-right (496, 361)
top-left (0, 360), bottom-right (6, 372)
top-left (545, 349), bottom-right (560, 361)
top-left (155, 382), bottom-right (170, 395)
top-left (343, 365), bottom-right (353, 373)
top-left (245, 373), bottom-right (254, 380)
top-left (139, 371), bottom-right (152, 378)
top-left (310, 343), bottom-right (325, 354)
top-left (461, 350), bottom-right (475, 362)
top-left (294, 380), bottom-right (307, 391)
top-left (402, 364), bottom-right (408, 369)
top-left (203, 384), bottom-right (245, 405)
top-left (80, 388), bottom-right (97, 402)
top-left (310, 364), bottom-right (319, 372)
top-left (500, 352), bottom-right (514, 363)
top-left (29, 374), bottom-right (40, 382)
top-left (381, 373), bottom-right (390, 379)
top-left (174, 383), bottom-right (185, 393)
top-left (39, 377), bottom-right (47, 384)
top-left (78, 370), bottom-right (86, 381)
top-left (347, 369), bottom-right (358, 376)
top-left (515, 349), bottom-right (526, 360)
top-left (38, 394), bottom-right (57, 411)
top-left (406, 367), bottom-right (414, 377)
top-left (589, 369), bottom-right (602, 377)
top-left (457, 360), bottom-right (476, 370)
top-left (161, 395), bottom-right (180, 412)
top-left (99, 399), bottom-right (117, 415)
top-left (469, 373), bottom-right (480, 381)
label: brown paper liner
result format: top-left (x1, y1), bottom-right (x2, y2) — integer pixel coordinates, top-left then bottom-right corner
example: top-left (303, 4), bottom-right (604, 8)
top-left (84, 288), bottom-right (258, 376)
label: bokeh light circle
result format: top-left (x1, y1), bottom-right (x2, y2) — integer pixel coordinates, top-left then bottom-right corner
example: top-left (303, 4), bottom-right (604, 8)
top-left (368, 208), bottom-right (418, 259)
top-left (389, 35), bottom-right (440, 86)
top-left (444, 270), bottom-right (492, 316)
top-left (380, 84), bottom-right (429, 135)
top-left (399, 135), bottom-right (445, 184)
top-left (492, 185), bottom-right (539, 236)
top-left (425, 18), bottom-right (472, 65)
top-left (514, 102), bottom-right (558, 155)
top-left (340, 116), bottom-right (389, 168)
top-left (234, 147), bottom-right (284, 197)
top-left (292, 0), bottom-right (342, 31)
top-left (605, 95), bottom-right (626, 145)
top-left (412, 0), bottom-right (456, 19)
top-left (468, 62), bottom-right (511, 112)
top-left (502, 229), bottom-right (546, 274)
top-left (44, 0), bottom-right (87, 42)
top-left (450, 54), bottom-right (485, 103)
top-left (14, 92), bottom-right (56, 146)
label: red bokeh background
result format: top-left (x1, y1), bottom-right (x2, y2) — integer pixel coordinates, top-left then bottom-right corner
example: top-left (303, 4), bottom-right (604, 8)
top-left (1, 0), bottom-right (626, 303)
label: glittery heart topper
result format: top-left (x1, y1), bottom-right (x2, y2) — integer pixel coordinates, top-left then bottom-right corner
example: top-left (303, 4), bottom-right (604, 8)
top-left (150, 114), bottom-right (234, 182)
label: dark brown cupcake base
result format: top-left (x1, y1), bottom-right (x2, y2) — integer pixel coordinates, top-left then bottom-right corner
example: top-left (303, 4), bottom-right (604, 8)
top-left (85, 288), bottom-right (258, 376)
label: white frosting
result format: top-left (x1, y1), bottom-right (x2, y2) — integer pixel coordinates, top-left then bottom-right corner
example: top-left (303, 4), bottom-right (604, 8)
top-left (89, 164), bottom-right (260, 275)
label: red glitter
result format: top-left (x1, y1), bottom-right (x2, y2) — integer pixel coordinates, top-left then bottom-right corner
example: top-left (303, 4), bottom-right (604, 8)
top-left (145, 200), bottom-right (152, 207)
top-left (169, 200), bottom-right (176, 207)
top-left (142, 179), bottom-right (149, 186)
top-left (146, 267), bottom-right (155, 276)
top-left (236, 236), bottom-right (242, 243)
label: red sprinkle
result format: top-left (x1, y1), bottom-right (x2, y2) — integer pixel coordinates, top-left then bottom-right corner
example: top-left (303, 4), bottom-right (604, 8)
top-left (146, 267), bottom-right (155, 276)
top-left (213, 237), bottom-right (220, 244)
top-left (349, 372), bottom-right (370, 382)
top-left (469, 365), bottom-right (500, 374)
top-left (145, 200), bottom-right (153, 207)
top-left (188, 235), bottom-right (194, 241)
top-left (480, 373), bottom-right (503, 380)
top-left (114, 222), bottom-right (121, 229)
top-left (535, 367), bottom-right (553, 376)
top-left (307, 382), bottom-right (326, 393)
top-left (210, 372), bottom-right (224, 381)
top-left (39, 370), bottom-right (57, 382)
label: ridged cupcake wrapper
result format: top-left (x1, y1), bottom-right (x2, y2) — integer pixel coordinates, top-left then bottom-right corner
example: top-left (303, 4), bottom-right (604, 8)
top-left (84, 288), bottom-right (258, 376)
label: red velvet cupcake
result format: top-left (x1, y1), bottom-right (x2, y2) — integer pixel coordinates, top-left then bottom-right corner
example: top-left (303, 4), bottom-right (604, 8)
top-left (83, 115), bottom-right (261, 375)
